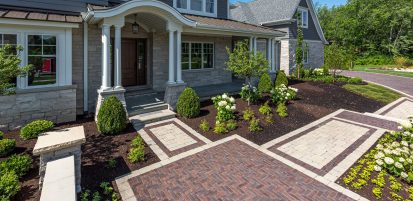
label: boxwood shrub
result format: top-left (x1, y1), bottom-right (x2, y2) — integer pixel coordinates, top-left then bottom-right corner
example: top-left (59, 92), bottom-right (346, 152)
top-left (0, 139), bottom-right (16, 157)
top-left (0, 171), bottom-right (20, 201)
top-left (258, 73), bottom-right (273, 93)
top-left (20, 120), bottom-right (54, 140)
top-left (275, 70), bottom-right (288, 87)
top-left (0, 154), bottom-right (32, 178)
top-left (97, 96), bottom-right (127, 135)
top-left (128, 135), bottom-right (145, 163)
top-left (176, 87), bottom-right (200, 118)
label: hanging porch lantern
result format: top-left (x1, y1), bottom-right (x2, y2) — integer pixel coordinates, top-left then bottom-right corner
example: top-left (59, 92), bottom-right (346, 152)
top-left (132, 14), bottom-right (139, 34)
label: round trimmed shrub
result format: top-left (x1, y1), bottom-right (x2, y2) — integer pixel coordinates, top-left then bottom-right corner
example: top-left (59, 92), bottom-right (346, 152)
top-left (0, 139), bottom-right (16, 157)
top-left (20, 120), bottom-right (54, 140)
top-left (97, 96), bottom-right (127, 135)
top-left (176, 87), bottom-right (200, 118)
top-left (275, 70), bottom-right (288, 87)
top-left (0, 154), bottom-right (32, 178)
top-left (0, 171), bottom-right (20, 201)
top-left (258, 73), bottom-right (273, 93)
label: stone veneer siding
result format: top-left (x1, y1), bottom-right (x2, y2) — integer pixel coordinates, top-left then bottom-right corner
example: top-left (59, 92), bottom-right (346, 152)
top-left (280, 39), bottom-right (324, 75)
top-left (0, 86), bottom-right (77, 131)
top-left (152, 34), bottom-right (233, 91)
top-left (72, 24), bottom-right (84, 115)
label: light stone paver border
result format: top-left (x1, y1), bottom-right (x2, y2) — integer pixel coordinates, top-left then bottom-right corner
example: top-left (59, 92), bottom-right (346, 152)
top-left (115, 134), bottom-right (368, 201)
top-left (133, 118), bottom-right (212, 161)
top-left (374, 97), bottom-right (409, 115)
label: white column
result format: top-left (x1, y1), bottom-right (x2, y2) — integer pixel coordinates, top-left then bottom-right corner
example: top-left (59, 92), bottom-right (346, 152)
top-left (253, 37), bottom-right (257, 54)
top-left (167, 30), bottom-right (175, 84)
top-left (176, 30), bottom-right (183, 83)
top-left (266, 38), bottom-right (272, 71)
top-left (249, 36), bottom-right (254, 52)
top-left (114, 25), bottom-right (122, 89)
top-left (101, 24), bottom-right (111, 90)
top-left (272, 40), bottom-right (277, 72)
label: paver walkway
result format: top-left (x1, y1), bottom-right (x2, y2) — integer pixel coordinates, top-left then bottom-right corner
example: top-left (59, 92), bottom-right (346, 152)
top-left (117, 99), bottom-right (411, 201)
top-left (342, 71), bottom-right (413, 98)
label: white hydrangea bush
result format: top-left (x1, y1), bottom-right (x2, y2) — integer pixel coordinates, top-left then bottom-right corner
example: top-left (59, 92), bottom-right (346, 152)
top-left (374, 117), bottom-right (413, 182)
top-left (270, 84), bottom-right (298, 104)
top-left (211, 93), bottom-right (236, 122)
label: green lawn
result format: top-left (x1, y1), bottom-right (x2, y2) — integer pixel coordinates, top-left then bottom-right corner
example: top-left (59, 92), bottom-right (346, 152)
top-left (351, 65), bottom-right (413, 78)
top-left (343, 83), bottom-right (402, 104)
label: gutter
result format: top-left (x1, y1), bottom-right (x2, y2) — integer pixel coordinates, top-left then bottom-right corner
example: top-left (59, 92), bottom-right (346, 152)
top-left (82, 9), bottom-right (92, 113)
top-left (195, 24), bottom-right (286, 37)
top-left (260, 19), bottom-right (295, 26)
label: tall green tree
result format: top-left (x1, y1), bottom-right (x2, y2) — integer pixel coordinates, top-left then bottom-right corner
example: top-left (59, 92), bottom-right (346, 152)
top-left (0, 45), bottom-right (31, 95)
top-left (225, 40), bottom-right (269, 87)
top-left (295, 11), bottom-right (304, 79)
top-left (324, 43), bottom-right (351, 78)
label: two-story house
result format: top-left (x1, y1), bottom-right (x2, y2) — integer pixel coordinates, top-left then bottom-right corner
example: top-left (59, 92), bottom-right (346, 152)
top-left (231, 0), bottom-right (328, 75)
top-left (0, 0), bottom-right (288, 130)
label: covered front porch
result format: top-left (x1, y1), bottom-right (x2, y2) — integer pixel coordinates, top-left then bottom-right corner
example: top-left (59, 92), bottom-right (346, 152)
top-left (85, 0), bottom-right (285, 117)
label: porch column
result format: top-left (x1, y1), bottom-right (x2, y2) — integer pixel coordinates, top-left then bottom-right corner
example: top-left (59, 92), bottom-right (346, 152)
top-left (253, 37), bottom-right (257, 54)
top-left (114, 25), bottom-right (123, 89)
top-left (266, 38), bottom-right (272, 71)
top-left (249, 36), bottom-right (254, 52)
top-left (272, 39), bottom-right (277, 72)
top-left (101, 24), bottom-right (111, 90)
top-left (168, 30), bottom-right (175, 84)
top-left (176, 30), bottom-right (183, 83)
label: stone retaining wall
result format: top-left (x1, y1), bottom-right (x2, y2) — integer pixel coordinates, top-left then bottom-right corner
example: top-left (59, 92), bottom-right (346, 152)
top-left (0, 86), bottom-right (76, 131)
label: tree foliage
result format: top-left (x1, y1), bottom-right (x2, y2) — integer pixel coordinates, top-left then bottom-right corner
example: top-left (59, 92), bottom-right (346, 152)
top-left (226, 40), bottom-right (269, 87)
top-left (317, 0), bottom-right (413, 57)
top-left (295, 11), bottom-right (304, 79)
top-left (0, 45), bottom-right (31, 95)
top-left (324, 43), bottom-right (352, 78)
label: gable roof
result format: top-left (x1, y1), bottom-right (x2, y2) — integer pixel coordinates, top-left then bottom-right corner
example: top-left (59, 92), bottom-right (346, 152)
top-left (230, 0), bottom-right (328, 44)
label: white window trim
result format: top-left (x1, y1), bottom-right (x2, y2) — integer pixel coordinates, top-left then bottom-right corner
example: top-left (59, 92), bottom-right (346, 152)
top-left (173, 0), bottom-right (218, 18)
top-left (182, 41), bottom-right (215, 71)
top-left (298, 7), bottom-right (309, 29)
top-left (0, 27), bottom-right (72, 89)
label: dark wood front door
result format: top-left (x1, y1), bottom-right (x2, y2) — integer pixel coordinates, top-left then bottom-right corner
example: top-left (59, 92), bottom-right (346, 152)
top-left (117, 38), bottom-right (147, 87)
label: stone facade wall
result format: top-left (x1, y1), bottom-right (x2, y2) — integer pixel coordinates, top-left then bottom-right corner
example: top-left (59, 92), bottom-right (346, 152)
top-left (0, 86), bottom-right (76, 131)
top-left (72, 24), bottom-right (84, 115)
top-left (152, 34), bottom-right (233, 91)
top-left (280, 39), bottom-right (324, 75)
top-left (87, 24), bottom-right (103, 113)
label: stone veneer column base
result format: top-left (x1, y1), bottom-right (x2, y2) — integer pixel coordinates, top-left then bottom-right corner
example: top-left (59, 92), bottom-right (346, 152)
top-left (95, 88), bottom-right (127, 120)
top-left (164, 83), bottom-right (187, 110)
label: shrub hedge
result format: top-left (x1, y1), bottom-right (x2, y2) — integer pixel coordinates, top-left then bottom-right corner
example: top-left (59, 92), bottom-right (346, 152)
top-left (0, 139), bottom-right (16, 157)
top-left (0, 154), bottom-right (32, 178)
top-left (0, 171), bottom-right (20, 201)
top-left (97, 96), bottom-right (127, 135)
top-left (275, 70), bottom-right (288, 87)
top-left (258, 73), bottom-right (273, 93)
top-left (176, 87), bottom-right (200, 118)
top-left (20, 120), bottom-right (54, 140)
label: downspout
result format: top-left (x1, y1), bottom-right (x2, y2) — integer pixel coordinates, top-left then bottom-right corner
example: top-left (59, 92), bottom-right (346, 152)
top-left (83, 21), bottom-right (88, 113)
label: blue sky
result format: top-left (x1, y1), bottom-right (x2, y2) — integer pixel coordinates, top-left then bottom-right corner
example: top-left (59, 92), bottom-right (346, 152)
top-left (230, 0), bottom-right (347, 7)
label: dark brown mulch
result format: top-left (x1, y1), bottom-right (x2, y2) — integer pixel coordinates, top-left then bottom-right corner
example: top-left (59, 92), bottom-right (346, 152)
top-left (179, 80), bottom-right (385, 145)
top-left (3, 118), bottom-right (159, 201)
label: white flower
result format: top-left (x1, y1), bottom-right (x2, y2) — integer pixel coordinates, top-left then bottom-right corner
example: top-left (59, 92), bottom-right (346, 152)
top-left (398, 126), bottom-right (403, 130)
top-left (399, 157), bottom-right (406, 163)
top-left (395, 162), bottom-right (404, 169)
top-left (218, 101), bottom-right (224, 107)
top-left (376, 159), bottom-right (384, 166)
top-left (376, 144), bottom-right (384, 150)
top-left (222, 94), bottom-right (228, 99)
top-left (390, 131), bottom-right (397, 135)
top-left (392, 150), bottom-right (401, 156)
top-left (392, 142), bottom-right (400, 148)
top-left (384, 148), bottom-right (392, 154)
top-left (229, 97), bottom-right (235, 103)
top-left (375, 152), bottom-right (385, 159)
top-left (384, 157), bottom-right (395, 165)
top-left (407, 158), bottom-right (412, 164)
top-left (402, 141), bottom-right (409, 147)
top-left (216, 121), bottom-right (220, 124)
top-left (374, 165), bottom-right (382, 172)
top-left (401, 172), bottom-right (408, 178)
top-left (231, 105), bottom-right (236, 111)
top-left (225, 105), bottom-right (230, 110)
top-left (211, 97), bottom-right (216, 100)
top-left (401, 120), bottom-right (412, 129)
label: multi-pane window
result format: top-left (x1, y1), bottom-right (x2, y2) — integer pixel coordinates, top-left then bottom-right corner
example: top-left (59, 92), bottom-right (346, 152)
top-left (177, 0), bottom-right (187, 9)
top-left (303, 46), bottom-right (309, 64)
top-left (27, 35), bottom-right (57, 86)
top-left (174, 0), bottom-right (216, 16)
top-left (298, 8), bottom-right (309, 28)
top-left (206, 0), bottom-right (214, 13)
top-left (0, 34), bottom-right (17, 54)
top-left (182, 42), bottom-right (214, 70)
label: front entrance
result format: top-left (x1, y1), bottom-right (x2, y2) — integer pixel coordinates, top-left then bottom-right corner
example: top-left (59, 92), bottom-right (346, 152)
top-left (118, 38), bottom-right (147, 87)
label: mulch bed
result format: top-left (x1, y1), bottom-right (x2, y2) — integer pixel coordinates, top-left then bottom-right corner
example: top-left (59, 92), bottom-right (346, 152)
top-left (179, 80), bottom-right (385, 145)
top-left (2, 118), bottom-right (159, 201)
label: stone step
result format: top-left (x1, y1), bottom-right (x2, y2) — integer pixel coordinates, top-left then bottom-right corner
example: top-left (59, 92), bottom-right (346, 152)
top-left (125, 89), bottom-right (158, 97)
top-left (129, 102), bottom-right (169, 116)
top-left (129, 109), bottom-right (176, 125)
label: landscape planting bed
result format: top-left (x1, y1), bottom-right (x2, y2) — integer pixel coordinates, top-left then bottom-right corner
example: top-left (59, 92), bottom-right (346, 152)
top-left (179, 80), bottom-right (385, 145)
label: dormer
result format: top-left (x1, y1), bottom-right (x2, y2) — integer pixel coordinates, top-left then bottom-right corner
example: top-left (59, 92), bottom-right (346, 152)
top-left (173, 0), bottom-right (228, 18)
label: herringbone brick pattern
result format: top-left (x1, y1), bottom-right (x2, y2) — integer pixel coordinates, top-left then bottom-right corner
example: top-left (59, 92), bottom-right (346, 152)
top-left (128, 139), bottom-right (352, 201)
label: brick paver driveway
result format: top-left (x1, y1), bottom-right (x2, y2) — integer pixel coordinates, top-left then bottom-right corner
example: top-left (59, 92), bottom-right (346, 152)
top-left (341, 71), bottom-right (413, 98)
top-left (127, 139), bottom-right (352, 200)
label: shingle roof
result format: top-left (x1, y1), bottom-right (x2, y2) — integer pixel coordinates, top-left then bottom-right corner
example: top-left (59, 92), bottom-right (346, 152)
top-left (0, 8), bottom-right (82, 23)
top-left (184, 14), bottom-right (284, 35)
top-left (230, 0), bottom-right (301, 24)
